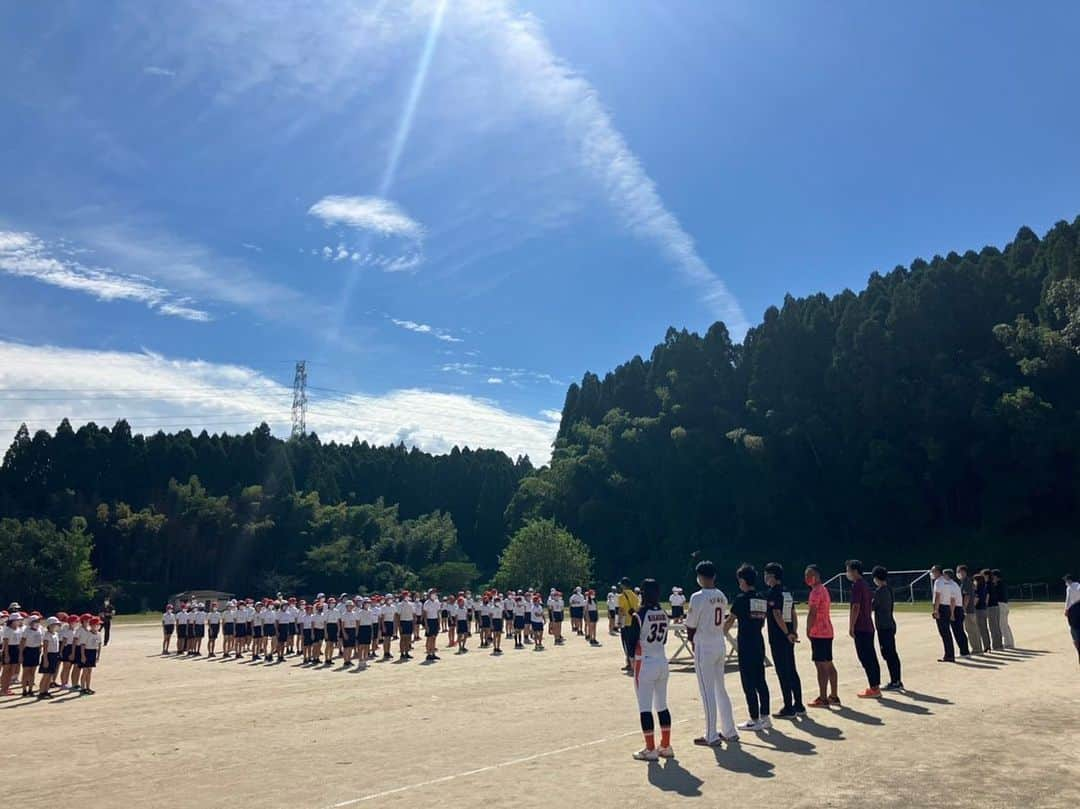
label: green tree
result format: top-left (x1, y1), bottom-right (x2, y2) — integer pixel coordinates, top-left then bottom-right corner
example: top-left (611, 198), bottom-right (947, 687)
top-left (493, 518), bottom-right (592, 592)
top-left (0, 517), bottom-right (96, 610)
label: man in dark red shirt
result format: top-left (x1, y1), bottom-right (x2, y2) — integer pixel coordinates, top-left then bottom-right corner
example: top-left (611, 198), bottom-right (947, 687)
top-left (845, 559), bottom-right (881, 698)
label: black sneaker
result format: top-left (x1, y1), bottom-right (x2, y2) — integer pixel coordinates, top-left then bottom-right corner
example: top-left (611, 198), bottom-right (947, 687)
top-left (772, 707), bottom-right (797, 719)
top-left (793, 704), bottom-right (807, 716)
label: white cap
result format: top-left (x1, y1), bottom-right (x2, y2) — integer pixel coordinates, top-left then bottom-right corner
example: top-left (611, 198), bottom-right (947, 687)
top-left (46, 616), bottom-right (60, 626)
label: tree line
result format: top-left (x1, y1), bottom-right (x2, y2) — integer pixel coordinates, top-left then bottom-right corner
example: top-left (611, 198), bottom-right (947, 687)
top-left (3, 216), bottom-right (1078, 608)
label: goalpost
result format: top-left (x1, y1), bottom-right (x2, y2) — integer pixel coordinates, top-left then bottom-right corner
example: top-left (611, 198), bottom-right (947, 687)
top-left (823, 569), bottom-right (932, 604)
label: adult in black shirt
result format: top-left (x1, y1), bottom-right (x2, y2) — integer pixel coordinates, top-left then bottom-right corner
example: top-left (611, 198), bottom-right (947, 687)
top-left (98, 598), bottom-right (116, 646)
top-left (724, 563), bottom-right (770, 729)
top-left (871, 566), bottom-right (903, 690)
top-left (984, 568), bottom-right (1003, 650)
top-left (763, 562), bottom-right (804, 717)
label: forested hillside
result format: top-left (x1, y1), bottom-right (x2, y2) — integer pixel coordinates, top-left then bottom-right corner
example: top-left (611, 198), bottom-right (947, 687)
top-left (508, 219), bottom-right (1080, 586)
top-left (0, 426), bottom-right (531, 608)
top-left (4, 218), bottom-right (1078, 609)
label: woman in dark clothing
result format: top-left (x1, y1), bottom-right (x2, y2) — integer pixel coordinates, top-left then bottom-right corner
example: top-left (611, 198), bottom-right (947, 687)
top-left (973, 573), bottom-right (992, 653)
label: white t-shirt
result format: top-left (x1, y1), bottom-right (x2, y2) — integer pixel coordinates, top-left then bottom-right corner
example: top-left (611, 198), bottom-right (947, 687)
top-left (2, 625), bottom-right (22, 647)
top-left (312, 611), bottom-right (327, 629)
top-left (551, 597), bottom-right (564, 612)
top-left (422, 599), bottom-right (440, 620)
top-left (1066, 581), bottom-right (1080, 611)
top-left (569, 593), bottom-right (586, 608)
top-left (21, 626), bottom-right (44, 648)
top-left (669, 592), bottom-right (686, 608)
top-left (397, 601), bottom-right (414, 621)
top-left (193, 610), bottom-right (207, 626)
top-left (162, 611), bottom-right (177, 626)
top-left (60, 625), bottom-right (76, 644)
top-left (607, 592), bottom-right (619, 611)
top-left (530, 603), bottom-right (544, 624)
top-left (513, 599), bottom-right (526, 617)
top-left (208, 610), bottom-right (221, 625)
top-left (82, 630), bottom-right (103, 650)
top-left (685, 588), bottom-right (730, 645)
top-left (45, 631), bottom-right (61, 653)
top-left (411, 601), bottom-right (423, 619)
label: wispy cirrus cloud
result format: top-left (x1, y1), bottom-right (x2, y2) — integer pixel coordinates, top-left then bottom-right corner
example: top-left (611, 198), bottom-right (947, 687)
top-left (440, 360), bottom-right (562, 386)
top-left (0, 230), bottom-right (210, 321)
top-left (143, 65), bottom-right (176, 77)
top-left (309, 195), bottom-right (424, 240)
top-left (0, 340), bottom-right (557, 462)
top-left (390, 317), bottom-right (462, 343)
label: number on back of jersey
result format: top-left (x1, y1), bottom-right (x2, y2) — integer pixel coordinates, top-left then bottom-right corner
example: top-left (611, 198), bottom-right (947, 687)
top-left (637, 607), bottom-right (669, 657)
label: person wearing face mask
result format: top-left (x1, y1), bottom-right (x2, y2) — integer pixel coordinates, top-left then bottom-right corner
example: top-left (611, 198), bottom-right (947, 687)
top-left (804, 564), bottom-right (839, 708)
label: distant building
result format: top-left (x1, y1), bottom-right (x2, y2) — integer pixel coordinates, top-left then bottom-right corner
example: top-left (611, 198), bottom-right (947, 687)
top-left (168, 590), bottom-right (234, 609)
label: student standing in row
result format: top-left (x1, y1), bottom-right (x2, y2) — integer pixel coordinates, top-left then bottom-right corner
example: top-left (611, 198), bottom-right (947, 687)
top-left (585, 589), bottom-right (600, 646)
top-left (19, 615), bottom-right (44, 696)
top-left (37, 617), bottom-right (61, 699)
top-left (687, 560), bottom-right (738, 747)
top-left (607, 587), bottom-right (620, 636)
top-left (569, 587), bottom-right (586, 636)
top-left (669, 587), bottom-right (686, 623)
top-left (957, 566), bottom-right (983, 654)
top-left (76, 616), bottom-right (102, 694)
top-left (1064, 573), bottom-right (1080, 666)
top-left (846, 560), bottom-right (882, 699)
top-left (871, 567), bottom-right (903, 690)
top-left (161, 604), bottom-right (176, 655)
top-left (763, 562), bottom-right (804, 718)
top-left (207, 602), bottom-right (222, 658)
top-left (984, 567), bottom-right (1003, 650)
top-left (725, 564), bottom-right (770, 730)
top-left (529, 595), bottom-right (545, 650)
top-left (627, 578), bottom-right (674, 761)
top-left (805, 565), bottom-right (839, 707)
top-left (59, 614), bottom-right (78, 688)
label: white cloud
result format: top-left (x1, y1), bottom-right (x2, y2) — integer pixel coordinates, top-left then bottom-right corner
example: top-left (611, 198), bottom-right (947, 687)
top-left (0, 230), bottom-right (210, 321)
top-left (309, 195), bottom-right (424, 240)
top-left (0, 340), bottom-right (557, 462)
top-left (241, 242), bottom-right (262, 252)
top-left (390, 317), bottom-right (462, 344)
top-left (143, 66), bottom-right (176, 77)
top-left (486, 377), bottom-right (502, 384)
top-left (540, 409), bottom-right (561, 422)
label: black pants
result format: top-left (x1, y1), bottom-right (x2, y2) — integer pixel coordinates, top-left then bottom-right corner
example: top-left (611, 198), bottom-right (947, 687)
top-left (876, 626), bottom-right (901, 685)
top-left (103, 620), bottom-right (112, 646)
top-left (853, 630), bottom-right (881, 688)
top-left (936, 611), bottom-right (955, 660)
top-left (768, 637), bottom-right (802, 709)
top-left (950, 607), bottom-right (970, 656)
top-left (620, 626), bottom-right (633, 662)
top-left (738, 644), bottom-right (769, 719)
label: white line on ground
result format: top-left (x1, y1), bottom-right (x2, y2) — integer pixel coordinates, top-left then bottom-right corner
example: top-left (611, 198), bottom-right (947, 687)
top-left (328, 719), bottom-right (692, 807)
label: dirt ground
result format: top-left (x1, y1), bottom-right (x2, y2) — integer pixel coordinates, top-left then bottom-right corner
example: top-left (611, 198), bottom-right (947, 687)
top-left (3, 604), bottom-right (1076, 809)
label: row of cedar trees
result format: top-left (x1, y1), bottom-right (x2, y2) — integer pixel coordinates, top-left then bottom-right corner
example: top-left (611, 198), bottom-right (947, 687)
top-left (3, 217), bottom-right (1080, 610)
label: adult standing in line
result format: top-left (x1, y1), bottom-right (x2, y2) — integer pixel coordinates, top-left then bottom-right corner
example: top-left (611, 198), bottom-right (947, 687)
top-left (984, 568), bottom-right (1003, 650)
top-left (992, 570), bottom-right (1015, 648)
top-left (943, 569), bottom-right (970, 657)
top-left (805, 564), bottom-right (839, 707)
top-left (930, 565), bottom-right (954, 661)
top-left (98, 598), bottom-right (115, 647)
top-left (871, 567), bottom-right (903, 690)
top-left (686, 560), bottom-right (739, 746)
top-left (957, 565), bottom-right (983, 654)
top-left (725, 563), bottom-right (771, 729)
top-left (762, 562), bottom-right (805, 718)
top-left (617, 577), bottom-right (640, 673)
top-left (1064, 574), bottom-right (1080, 666)
top-left (846, 560), bottom-right (882, 698)
top-left (972, 572), bottom-right (992, 653)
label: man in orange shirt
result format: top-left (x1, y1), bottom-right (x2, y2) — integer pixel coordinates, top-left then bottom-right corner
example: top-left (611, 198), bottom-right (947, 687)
top-left (804, 564), bottom-right (839, 707)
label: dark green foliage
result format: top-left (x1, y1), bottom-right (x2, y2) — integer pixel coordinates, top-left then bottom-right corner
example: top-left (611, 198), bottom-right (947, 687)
top-left (0, 516), bottom-right (96, 612)
top-left (515, 218), bottom-right (1080, 587)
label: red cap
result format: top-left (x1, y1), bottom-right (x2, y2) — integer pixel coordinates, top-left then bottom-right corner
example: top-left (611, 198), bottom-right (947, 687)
top-left (80, 613), bottom-right (93, 622)
top-left (89, 617), bottom-right (102, 626)
top-left (66, 615), bottom-right (80, 624)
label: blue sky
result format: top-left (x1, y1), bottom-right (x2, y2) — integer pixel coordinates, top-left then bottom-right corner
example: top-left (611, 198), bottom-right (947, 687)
top-left (2, 1), bottom-right (1079, 462)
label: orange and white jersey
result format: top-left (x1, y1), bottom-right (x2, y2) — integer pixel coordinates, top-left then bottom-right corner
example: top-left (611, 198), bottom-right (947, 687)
top-left (634, 607), bottom-right (669, 660)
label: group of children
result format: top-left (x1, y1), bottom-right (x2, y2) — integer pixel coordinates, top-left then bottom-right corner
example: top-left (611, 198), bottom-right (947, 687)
top-left (1, 604), bottom-right (103, 698)
top-left (162, 586), bottom-right (606, 666)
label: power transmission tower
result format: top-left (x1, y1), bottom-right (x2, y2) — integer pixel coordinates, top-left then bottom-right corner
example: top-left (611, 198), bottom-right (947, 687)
top-left (291, 360), bottom-right (308, 439)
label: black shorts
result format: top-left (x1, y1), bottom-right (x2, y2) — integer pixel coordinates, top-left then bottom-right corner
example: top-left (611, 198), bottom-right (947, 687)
top-left (810, 637), bottom-right (834, 662)
top-left (587, 610), bottom-right (599, 623)
top-left (40, 651), bottom-right (60, 675)
top-left (61, 643), bottom-right (74, 662)
top-left (277, 625), bottom-right (288, 642)
top-left (177, 624), bottom-right (188, 638)
top-left (343, 626), bottom-right (357, 648)
top-left (570, 606), bottom-right (584, 619)
top-left (209, 624), bottom-right (220, 639)
top-left (313, 628), bottom-right (325, 643)
top-left (426, 619), bottom-right (440, 637)
top-left (253, 626), bottom-right (264, 639)
top-left (326, 623), bottom-right (339, 643)
top-left (457, 619), bottom-right (469, 636)
top-left (5, 646), bottom-right (20, 665)
top-left (223, 622), bottom-right (234, 636)
top-left (671, 606), bottom-right (685, 619)
top-left (289, 622), bottom-right (298, 636)
top-left (552, 611), bottom-right (564, 622)
top-left (400, 620), bottom-right (413, 636)
top-left (531, 622), bottom-right (544, 633)
top-left (194, 625), bottom-right (205, 638)
top-left (358, 625), bottom-right (373, 646)
top-left (382, 622), bottom-right (395, 637)
top-left (441, 610), bottom-right (449, 620)
top-left (163, 625), bottom-right (175, 636)
top-left (302, 628), bottom-right (314, 645)
top-left (480, 615), bottom-right (492, 629)
top-left (21, 647), bottom-right (41, 668)
top-left (492, 618), bottom-right (504, 632)
top-left (236, 624), bottom-right (247, 638)
top-left (81, 649), bottom-right (98, 668)
top-left (513, 615), bottom-right (525, 630)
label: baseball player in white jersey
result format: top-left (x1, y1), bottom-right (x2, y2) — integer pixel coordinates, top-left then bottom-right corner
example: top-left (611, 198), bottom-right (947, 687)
top-left (685, 560), bottom-right (738, 746)
top-left (626, 578), bottom-right (674, 761)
